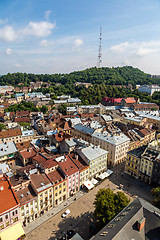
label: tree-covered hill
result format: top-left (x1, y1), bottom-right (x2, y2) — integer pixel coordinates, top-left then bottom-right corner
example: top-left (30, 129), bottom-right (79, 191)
top-left (0, 66), bottom-right (160, 87)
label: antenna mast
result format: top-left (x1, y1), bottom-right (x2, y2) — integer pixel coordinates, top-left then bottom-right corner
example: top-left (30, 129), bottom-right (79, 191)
top-left (98, 27), bottom-right (102, 68)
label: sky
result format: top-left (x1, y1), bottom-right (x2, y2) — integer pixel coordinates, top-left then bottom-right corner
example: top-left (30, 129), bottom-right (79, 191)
top-left (1, 0), bottom-right (160, 75)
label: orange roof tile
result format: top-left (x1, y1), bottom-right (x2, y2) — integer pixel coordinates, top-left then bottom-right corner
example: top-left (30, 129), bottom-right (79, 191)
top-left (0, 128), bottom-right (22, 138)
top-left (0, 175), bottom-right (19, 214)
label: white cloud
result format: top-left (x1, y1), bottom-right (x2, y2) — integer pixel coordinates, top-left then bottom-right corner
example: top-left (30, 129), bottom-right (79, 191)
top-left (21, 21), bottom-right (55, 37)
top-left (0, 26), bottom-right (17, 42)
top-left (40, 39), bottom-right (48, 47)
top-left (110, 41), bottom-right (130, 53)
top-left (110, 40), bottom-right (160, 57)
top-left (74, 38), bottom-right (83, 47)
top-left (44, 10), bottom-right (51, 21)
top-left (6, 48), bottom-right (13, 55)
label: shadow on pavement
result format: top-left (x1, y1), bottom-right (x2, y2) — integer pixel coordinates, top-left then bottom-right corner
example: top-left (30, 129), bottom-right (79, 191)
top-left (48, 211), bottom-right (100, 240)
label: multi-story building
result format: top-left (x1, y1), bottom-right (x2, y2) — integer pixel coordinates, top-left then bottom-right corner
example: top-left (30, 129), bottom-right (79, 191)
top-left (0, 141), bottom-right (18, 166)
top-left (11, 175), bottom-right (38, 227)
top-left (77, 145), bottom-right (108, 179)
top-left (30, 172), bottom-right (53, 216)
top-left (47, 169), bottom-right (67, 206)
top-left (139, 147), bottom-right (159, 184)
top-left (125, 145), bottom-right (147, 179)
top-left (0, 128), bottom-right (22, 144)
top-left (138, 85), bottom-right (160, 96)
top-left (0, 172), bottom-right (25, 240)
top-left (58, 155), bottom-right (80, 198)
top-left (92, 132), bottom-right (130, 166)
top-left (71, 124), bottom-right (96, 143)
top-left (69, 153), bottom-right (90, 188)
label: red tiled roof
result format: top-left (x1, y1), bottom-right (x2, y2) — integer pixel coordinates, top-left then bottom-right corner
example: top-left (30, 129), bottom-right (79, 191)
top-left (69, 153), bottom-right (89, 172)
top-left (47, 170), bottom-right (65, 185)
top-left (133, 103), bottom-right (159, 109)
top-left (0, 175), bottom-right (19, 214)
top-left (15, 184), bottom-right (37, 206)
top-left (16, 111), bottom-right (30, 117)
top-left (30, 173), bottom-right (51, 192)
top-left (58, 155), bottom-right (79, 176)
top-left (0, 128), bottom-right (22, 138)
top-left (14, 117), bottom-right (31, 122)
top-left (16, 141), bottom-right (31, 151)
top-left (41, 159), bottom-right (58, 169)
top-left (20, 148), bottom-right (37, 159)
top-left (124, 98), bottom-right (136, 104)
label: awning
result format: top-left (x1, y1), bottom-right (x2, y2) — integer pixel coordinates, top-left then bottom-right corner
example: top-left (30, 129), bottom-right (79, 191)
top-left (98, 169), bottom-right (113, 180)
top-left (0, 222), bottom-right (25, 240)
top-left (106, 169), bottom-right (113, 176)
top-left (83, 180), bottom-right (94, 190)
top-left (98, 173), bottom-right (106, 180)
top-left (91, 178), bottom-right (98, 185)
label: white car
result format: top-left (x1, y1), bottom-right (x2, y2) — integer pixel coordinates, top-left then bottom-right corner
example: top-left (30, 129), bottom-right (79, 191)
top-left (61, 209), bottom-right (70, 218)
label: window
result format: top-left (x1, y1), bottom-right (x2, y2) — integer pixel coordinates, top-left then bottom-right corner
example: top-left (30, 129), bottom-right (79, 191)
top-left (6, 221), bottom-right (9, 227)
top-left (15, 210), bottom-right (18, 214)
top-left (5, 215), bottom-right (8, 220)
top-left (0, 217), bottom-right (2, 222)
top-left (0, 224), bottom-right (4, 230)
top-left (13, 217), bottom-right (18, 223)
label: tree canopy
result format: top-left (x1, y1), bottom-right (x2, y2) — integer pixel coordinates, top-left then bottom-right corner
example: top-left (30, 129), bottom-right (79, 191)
top-left (94, 188), bottom-right (130, 226)
top-left (151, 187), bottom-right (160, 209)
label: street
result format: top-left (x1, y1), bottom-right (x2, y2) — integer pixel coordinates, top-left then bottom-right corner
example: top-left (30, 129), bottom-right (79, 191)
top-left (25, 163), bottom-right (154, 240)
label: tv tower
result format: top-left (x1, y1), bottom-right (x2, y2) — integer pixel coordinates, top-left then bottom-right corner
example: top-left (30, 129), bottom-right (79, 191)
top-left (98, 27), bottom-right (102, 68)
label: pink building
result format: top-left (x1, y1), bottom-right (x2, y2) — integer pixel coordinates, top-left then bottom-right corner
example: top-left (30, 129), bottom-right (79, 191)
top-left (58, 155), bottom-right (80, 198)
top-left (0, 170), bottom-right (25, 239)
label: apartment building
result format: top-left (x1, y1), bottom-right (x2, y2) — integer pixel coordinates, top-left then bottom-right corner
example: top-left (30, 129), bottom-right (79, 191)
top-left (47, 169), bottom-right (67, 206)
top-left (0, 172), bottom-right (25, 240)
top-left (0, 141), bottom-right (18, 165)
top-left (30, 172), bottom-right (53, 216)
top-left (69, 153), bottom-right (90, 188)
top-left (11, 175), bottom-right (38, 227)
top-left (77, 145), bottom-right (108, 179)
top-left (0, 128), bottom-right (22, 144)
top-left (58, 155), bottom-right (80, 198)
top-left (92, 132), bottom-right (130, 166)
top-left (125, 145), bottom-right (147, 179)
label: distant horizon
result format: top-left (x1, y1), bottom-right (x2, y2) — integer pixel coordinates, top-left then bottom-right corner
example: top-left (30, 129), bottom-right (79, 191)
top-left (0, 65), bottom-right (160, 77)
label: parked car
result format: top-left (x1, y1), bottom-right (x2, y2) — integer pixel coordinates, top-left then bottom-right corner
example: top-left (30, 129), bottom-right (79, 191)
top-left (61, 209), bottom-right (70, 218)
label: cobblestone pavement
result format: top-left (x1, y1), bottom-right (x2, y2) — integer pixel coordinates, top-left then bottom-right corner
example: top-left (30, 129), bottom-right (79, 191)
top-left (25, 164), bottom-right (154, 240)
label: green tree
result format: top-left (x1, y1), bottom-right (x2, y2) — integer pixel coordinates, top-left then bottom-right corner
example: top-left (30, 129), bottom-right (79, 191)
top-left (40, 105), bottom-right (48, 114)
top-left (0, 123), bottom-right (7, 131)
top-left (94, 188), bottom-right (129, 226)
top-left (151, 187), bottom-right (160, 208)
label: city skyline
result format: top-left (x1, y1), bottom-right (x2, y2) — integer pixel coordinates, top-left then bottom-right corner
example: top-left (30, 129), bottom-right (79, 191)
top-left (1, 0), bottom-right (160, 75)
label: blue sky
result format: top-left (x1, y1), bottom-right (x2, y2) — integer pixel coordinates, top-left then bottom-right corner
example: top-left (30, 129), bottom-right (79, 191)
top-left (1, 0), bottom-right (160, 74)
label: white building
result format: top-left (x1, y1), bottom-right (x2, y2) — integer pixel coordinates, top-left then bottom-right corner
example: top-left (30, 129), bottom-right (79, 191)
top-left (138, 85), bottom-right (160, 96)
top-left (92, 132), bottom-right (130, 166)
top-left (77, 145), bottom-right (108, 179)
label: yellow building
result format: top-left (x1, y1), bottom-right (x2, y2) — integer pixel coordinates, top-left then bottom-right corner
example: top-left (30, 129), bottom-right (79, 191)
top-left (47, 170), bottom-right (67, 206)
top-left (125, 146), bottom-right (146, 179)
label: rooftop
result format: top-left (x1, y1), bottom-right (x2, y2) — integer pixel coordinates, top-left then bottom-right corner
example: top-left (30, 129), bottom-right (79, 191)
top-left (0, 128), bottom-right (22, 138)
top-left (30, 173), bottom-right (52, 193)
top-left (0, 175), bottom-right (19, 214)
top-left (92, 132), bottom-right (130, 145)
top-left (80, 145), bottom-right (108, 161)
top-left (91, 198), bottom-right (160, 240)
top-left (0, 141), bottom-right (17, 157)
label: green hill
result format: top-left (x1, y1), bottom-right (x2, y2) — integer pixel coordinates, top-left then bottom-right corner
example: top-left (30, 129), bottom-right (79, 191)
top-left (0, 66), bottom-right (160, 87)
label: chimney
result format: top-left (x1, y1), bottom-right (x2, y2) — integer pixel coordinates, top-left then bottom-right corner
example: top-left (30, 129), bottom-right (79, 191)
top-left (137, 217), bottom-right (145, 231)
